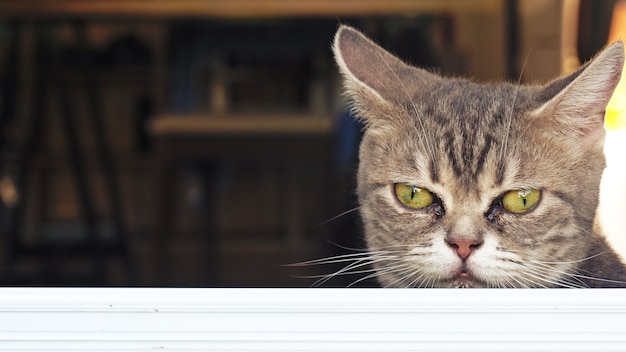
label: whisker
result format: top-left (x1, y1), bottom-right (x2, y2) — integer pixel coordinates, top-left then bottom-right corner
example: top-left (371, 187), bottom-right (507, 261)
top-left (312, 207), bottom-right (361, 228)
top-left (530, 251), bottom-right (611, 265)
top-left (494, 251), bottom-right (589, 288)
top-left (287, 251), bottom-right (394, 267)
top-left (322, 240), bottom-right (374, 253)
top-left (349, 261), bottom-right (413, 288)
top-left (529, 260), bottom-right (626, 287)
top-left (522, 265), bottom-right (586, 288)
top-left (288, 247), bottom-right (413, 268)
top-left (383, 264), bottom-right (424, 288)
top-left (295, 267), bottom-right (378, 280)
top-left (405, 268), bottom-right (432, 288)
top-left (520, 270), bottom-right (572, 288)
top-left (309, 253), bottom-right (401, 287)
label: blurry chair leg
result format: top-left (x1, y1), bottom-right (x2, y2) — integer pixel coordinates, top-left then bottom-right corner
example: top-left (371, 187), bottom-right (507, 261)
top-left (73, 21), bottom-right (137, 285)
top-left (51, 33), bottom-right (103, 285)
top-left (5, 25), bottom-right (49, 284)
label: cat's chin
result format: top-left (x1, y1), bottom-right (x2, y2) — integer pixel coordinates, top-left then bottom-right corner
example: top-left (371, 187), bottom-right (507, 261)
top-left (444, 277), bottom-right (478, 288)
top-left (449, 278), bottom-right (485, 288)
top-left (445, 269), bottom-right (488, 288)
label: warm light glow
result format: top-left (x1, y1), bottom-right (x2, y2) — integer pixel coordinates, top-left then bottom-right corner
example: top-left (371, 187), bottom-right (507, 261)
top-left (607, 0), bottom-right (626, 130)
top-left (606, 92), bottom-right (626, 130)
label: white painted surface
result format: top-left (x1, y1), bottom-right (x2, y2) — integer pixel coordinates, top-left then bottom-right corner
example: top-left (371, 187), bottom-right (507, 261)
top-left (0, 288), bottom-right (625, 351)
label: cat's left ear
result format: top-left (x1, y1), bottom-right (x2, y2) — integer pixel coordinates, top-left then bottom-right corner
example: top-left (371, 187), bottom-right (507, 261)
top-left (535, 41), bottom-right (624, 146)
top-left (332, 25), bottom-right (441, 128)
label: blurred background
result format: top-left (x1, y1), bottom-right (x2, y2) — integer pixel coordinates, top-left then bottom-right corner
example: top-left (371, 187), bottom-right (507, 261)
top-left (0, 0), bottom-right (623, 287)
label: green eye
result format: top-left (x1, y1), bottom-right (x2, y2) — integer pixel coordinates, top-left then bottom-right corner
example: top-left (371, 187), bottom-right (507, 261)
top-left (394, 184), bottom-right (434, 209)
top-left (501, 189), bottom-right (541, 214)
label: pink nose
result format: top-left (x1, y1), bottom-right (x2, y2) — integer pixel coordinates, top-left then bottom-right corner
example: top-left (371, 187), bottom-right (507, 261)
top-left (445, 239), bottom-right (483, 260)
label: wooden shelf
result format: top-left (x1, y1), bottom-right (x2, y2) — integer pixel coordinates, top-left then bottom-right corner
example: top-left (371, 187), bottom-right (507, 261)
top-left (150, 113), bottom-right (334, 136)
top-left (0, 0), bottom-right (502, 19)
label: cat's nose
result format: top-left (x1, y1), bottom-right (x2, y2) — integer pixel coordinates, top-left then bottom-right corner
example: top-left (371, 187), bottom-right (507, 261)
top-left (445, 238), bottom-right (483, 261)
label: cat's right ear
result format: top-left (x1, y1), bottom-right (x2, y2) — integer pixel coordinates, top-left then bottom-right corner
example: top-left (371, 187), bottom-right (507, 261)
top-left (533, 41), bottom-right (624, 149)
top-left (333, 25), bottom-right (441, 126)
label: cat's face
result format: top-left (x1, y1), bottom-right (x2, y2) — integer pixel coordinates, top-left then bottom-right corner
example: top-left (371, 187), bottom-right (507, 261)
top-left (333, 26), bottom-right (624, 288)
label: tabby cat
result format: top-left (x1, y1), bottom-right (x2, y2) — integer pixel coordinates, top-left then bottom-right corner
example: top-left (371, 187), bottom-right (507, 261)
top-left (332, 25), bottom-right (626, 288)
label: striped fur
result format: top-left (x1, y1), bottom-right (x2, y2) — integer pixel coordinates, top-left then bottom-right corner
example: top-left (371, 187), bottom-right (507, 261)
top-left (334, 25), bottom-right (626, 288)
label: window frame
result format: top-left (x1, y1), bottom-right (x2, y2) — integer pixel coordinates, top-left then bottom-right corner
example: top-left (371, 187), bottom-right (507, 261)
top-left (1, 287), bottom-right (625, 351)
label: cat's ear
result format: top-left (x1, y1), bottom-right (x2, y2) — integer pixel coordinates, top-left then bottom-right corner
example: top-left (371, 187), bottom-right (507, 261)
top-left (333, 25), bottom-right (441, 125)
top-left (534, 41), bottom-right (624, 147)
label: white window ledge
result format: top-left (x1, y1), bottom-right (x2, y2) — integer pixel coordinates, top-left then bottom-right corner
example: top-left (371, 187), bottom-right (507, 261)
top-left (0, 288), bottom-right (625, 351)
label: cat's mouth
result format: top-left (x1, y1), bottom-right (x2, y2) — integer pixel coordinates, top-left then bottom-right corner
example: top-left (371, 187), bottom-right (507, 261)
top-left (451, 269), bottom-right (478, 288)
top-left (457, 270), bottom-right (471, 280)
top-left (454, 264), bottom-right (476, 283)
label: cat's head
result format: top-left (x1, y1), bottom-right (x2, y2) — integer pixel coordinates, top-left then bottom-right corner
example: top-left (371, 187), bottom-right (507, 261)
top-left (333, 25), bottom-right (624, 288)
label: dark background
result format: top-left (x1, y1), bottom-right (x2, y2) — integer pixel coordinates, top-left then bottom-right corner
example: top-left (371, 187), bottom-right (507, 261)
top-left (0, 0), bottom-right (615, 287)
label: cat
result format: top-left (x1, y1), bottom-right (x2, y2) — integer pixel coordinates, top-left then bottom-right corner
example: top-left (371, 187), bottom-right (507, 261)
top-left (331, 25), bottom-right (626, 288)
